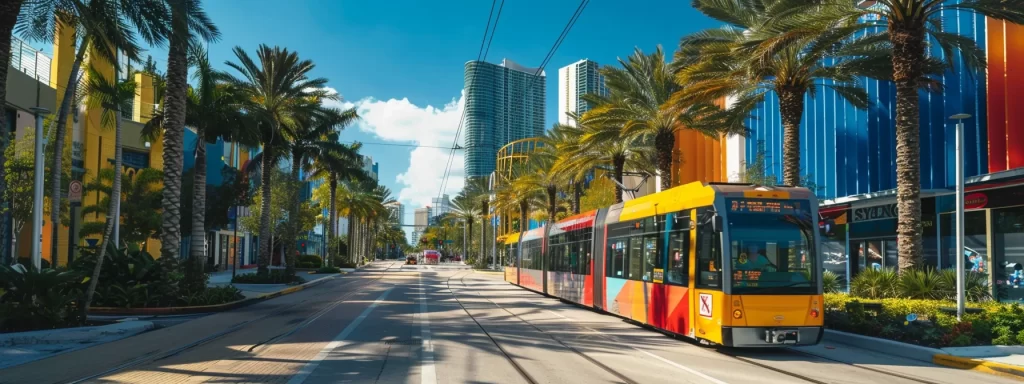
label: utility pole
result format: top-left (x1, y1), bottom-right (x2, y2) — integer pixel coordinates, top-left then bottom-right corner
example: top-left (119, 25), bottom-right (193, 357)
top-left (950, 113), bottom-right (971, 321)
top-left (30, 107), bottom-right (50, 270)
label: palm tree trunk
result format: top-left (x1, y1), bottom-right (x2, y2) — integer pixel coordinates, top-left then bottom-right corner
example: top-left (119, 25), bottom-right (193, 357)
top-left (467, 217), bottom-right (474, 260)
top-left (779, 86), bottom-right (805, 187)
top-left (573, 181), bottom-right (582, 214)
top-left (328, 173), bottom-right (337, 267)
top-left (0, 0), bottom-right (26, 265)
top-left (891, 22), bottom-right (926, 272)
top-left (547, 185), bottom-right (557, 224)
top-left (613, 155), bottom-right (625, 204)
top-left (188, 129), bottom-right (207, 288)
top-left (48, 42), bottom-right (87, 268)
top-left (257, 153), bottom-right (274, 274)
top-left (481, 200), bottom-right (488, 264)
top-left (159, 14), bottom-right (190, 260)
top-left (286, 156), bottom-right (301, 274)
top-left (655, 130), bottom-right (675, 191)
top-left (83, 112), bottom-right (124, 315)
top-left (519, 200), bottom-right (528, 233)
top-left (347, 213), bottom-right (355, 264)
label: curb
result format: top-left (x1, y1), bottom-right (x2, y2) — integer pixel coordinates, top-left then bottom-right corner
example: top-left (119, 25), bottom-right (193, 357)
top-left (933, 354), bottom-right (1024, 380)
top-left (822, 329), bottom-right (942, 364)
top-left (825, 329), bottom-right (1024, 380)
top-left (88, 274), bottom-right (343, 316)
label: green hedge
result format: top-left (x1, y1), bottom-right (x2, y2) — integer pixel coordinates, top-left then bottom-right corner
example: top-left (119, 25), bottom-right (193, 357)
top-left (298, 255), bottom-right (322, 268)
top-left (824, 293), bottom-right (1019, 347)
top-left (231, 270), bottom-right (304, 284)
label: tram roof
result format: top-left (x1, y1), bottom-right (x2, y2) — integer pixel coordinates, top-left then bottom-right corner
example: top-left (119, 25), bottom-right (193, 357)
top-left (618, 182), bottom-right (815, 222)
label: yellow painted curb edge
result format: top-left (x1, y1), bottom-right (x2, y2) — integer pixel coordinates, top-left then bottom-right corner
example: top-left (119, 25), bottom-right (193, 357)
top-left (934, 354), bottom-right (1024, 381)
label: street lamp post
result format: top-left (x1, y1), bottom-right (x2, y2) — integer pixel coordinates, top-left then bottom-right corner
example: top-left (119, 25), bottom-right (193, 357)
top-left (30, 107), bottom-right (50, 270)
top-left (950, 113), bottom-right (971, 321)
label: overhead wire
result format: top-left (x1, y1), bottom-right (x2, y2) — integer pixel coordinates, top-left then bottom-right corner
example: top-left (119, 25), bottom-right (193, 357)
top-left (436, 0), bottom-right (504, 201)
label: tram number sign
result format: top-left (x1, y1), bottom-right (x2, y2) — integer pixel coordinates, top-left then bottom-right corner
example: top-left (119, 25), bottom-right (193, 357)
top-left (699, 293), bottom-right (713, 318)
top-left (652, 268), bottom-right (664, 284)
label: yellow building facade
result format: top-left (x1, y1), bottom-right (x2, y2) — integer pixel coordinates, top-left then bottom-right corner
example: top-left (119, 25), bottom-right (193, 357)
top-left (35, 23), bottom-right (162, 266)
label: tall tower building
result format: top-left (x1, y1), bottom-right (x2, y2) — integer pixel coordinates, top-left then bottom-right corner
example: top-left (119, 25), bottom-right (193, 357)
top-left (558, 59), bottom-right (607, 126)
top-left (463, 59), bottom-right (546, 178)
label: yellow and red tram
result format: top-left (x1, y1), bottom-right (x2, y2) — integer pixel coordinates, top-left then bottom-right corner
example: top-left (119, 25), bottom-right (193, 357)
top-left (503, 182), bottom-right (824, 347)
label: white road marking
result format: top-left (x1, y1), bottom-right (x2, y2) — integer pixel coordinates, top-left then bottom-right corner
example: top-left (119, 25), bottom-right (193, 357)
top-left (632, 347), bottom-right (730, 384)
top-left (542, 296), bottom-right (730, 384)
top-left (420, 273), bottom-right (437, 384)
top-left (287, 287), bottom-right (394, 384)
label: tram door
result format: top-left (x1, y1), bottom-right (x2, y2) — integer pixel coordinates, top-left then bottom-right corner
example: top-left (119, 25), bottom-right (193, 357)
top-left (690, 207), bottom-right (725, 343)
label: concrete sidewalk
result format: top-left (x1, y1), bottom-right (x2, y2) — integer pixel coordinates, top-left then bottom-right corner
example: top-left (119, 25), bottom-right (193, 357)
top-left (0, 321), bottom-right (154, 369)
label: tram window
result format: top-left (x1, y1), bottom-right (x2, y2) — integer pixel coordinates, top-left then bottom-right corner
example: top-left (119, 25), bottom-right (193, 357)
top-left (643, 235), bottom-right (658, 281)
top-left (628, 237), bottom-right (643, 280)
top-left (697, 218), bottom-right (722, 288)
top-left (666, 229), bottom-right (689, 285)
top-left (608, 239), bottom-right (627, 278)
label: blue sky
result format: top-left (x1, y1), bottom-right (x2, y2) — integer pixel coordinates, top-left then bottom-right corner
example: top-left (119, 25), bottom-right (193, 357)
top-left (35, 0), bottom-right (720, 238)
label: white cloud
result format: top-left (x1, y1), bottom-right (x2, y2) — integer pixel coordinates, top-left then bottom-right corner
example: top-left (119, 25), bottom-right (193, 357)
top-left (339, 91), bottom-right (466, 210)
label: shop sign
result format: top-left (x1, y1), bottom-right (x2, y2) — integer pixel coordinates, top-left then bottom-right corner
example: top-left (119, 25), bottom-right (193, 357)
top-left (965, 193), bottom-right (988, 209)
top-left (852, 203), bottom-right (898, 222)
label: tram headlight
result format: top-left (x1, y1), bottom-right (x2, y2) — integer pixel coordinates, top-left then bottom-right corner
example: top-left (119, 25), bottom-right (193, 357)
top-left (733, 309), bottom-right (743, 319)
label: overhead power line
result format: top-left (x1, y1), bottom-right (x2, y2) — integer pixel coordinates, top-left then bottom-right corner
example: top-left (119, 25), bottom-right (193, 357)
top-left (436, 0), bottom-right (505, 201)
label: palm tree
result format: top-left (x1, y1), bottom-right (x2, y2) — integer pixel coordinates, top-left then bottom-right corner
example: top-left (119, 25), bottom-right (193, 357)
top-left (143, 46), bottom-right (254, 287)
top-left (553, 112), bottom-right (653, 204)
top-left (450, 193), bottom-right (479, 260)
top-left (226, 45), bottom-right (333, 274)
top-left (158, 0), bottom-right (219, 260)
top-left (771, 0), bottom-right (1024, 270)
top-left (81, 64), bottom-right (136, 315)
top-left (79, 167), bottom-right (163, 248)
top-left (584, 46), bottom-right (725, 191)
top-left (283, 107), bottom-right (357, 271)
top-left (674, 0), bottom-right (893, 187)
top-left (308, 141), bottom-right (366, 267)
top-left (494, 166), bottom-right (543, 235)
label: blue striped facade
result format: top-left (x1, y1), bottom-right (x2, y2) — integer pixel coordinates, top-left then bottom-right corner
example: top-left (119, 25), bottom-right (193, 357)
top-left (744, 8), bottom-right (989, 200)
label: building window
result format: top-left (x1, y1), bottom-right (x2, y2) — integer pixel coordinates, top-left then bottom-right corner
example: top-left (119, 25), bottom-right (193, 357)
top-left (994, 206), bottom-right (1024, 302)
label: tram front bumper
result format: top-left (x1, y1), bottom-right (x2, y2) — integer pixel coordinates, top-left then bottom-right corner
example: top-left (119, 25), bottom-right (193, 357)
top-left (721, 326), bottom-right (823, 347)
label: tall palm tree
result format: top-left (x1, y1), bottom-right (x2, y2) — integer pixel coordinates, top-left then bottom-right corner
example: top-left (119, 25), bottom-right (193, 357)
top-left (450, 193), bottom-right (479, 260)
top-left (81, 64), bottom-right (136, 315)
top-left (553, 112), bottom-right (653, 203)
top-left (584, 46), bottom-right (725, 191)
top-left (495, 165), bottom-right (543, 235)
top-left (773, 0), bottom-right (1024, 270)
top-left (143, 46), bottom-right (254, 287)
top-left (461, 176), bottom-right (490, 263)
top-left (283, 107), bottom-right (357, 271)
top-left (226, 45), bottom-right (333, 274)
top-left (308, 141), bottom-right (366, 267)
top-left (674, 0), bottom-right (893, 187)
top-left (158, 0), bottom-right (219, 260)
top-left (16, 0), bottom-right (166, 265)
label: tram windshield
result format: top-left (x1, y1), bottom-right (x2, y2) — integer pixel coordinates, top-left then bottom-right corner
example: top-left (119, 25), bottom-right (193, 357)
top-left (726, 198), bottom-right (818, 295)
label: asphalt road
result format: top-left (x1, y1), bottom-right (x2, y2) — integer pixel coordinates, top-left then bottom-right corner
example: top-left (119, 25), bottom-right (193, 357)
top-left (10, 261), bottom-right (1019, 384)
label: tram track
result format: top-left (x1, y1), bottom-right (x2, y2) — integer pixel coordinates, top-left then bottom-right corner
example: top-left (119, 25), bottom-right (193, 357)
top-left (446, 270), bottom-right (639, 384)
top-left (472, 272), bottom-right (948, 384)
top-left (67, 262), bottom-right (399, 384)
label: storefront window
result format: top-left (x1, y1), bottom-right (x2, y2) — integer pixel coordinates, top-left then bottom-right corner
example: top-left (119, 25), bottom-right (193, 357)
top-left (940, 211), bottom-right (988, 273)
top-left (994, 206), bottom-right (1024, 302)
top-left (820, 212), bottom-right (848, 291)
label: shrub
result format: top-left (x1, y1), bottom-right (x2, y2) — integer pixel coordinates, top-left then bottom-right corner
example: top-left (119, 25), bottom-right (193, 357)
top-left (0, 265), bottom-right (85, 332)
top-left (937, 269), bottom-right (992, 302)
top-left (822, 270), bottom-right (842, 293)
top-left (899, 268), bottom-right (945, 300)
top-left (316, 266), bottom-right (342, 274)
top-left (180, 286), bottom-right (243, 306)
top-left (231, 270), bottom-right (305, 284)
top-left (71, 247), bottom-right (184, 308)
top-left (850, 268), bottom-right (899, 299)
top-left (299, 257), bottom-right (321, 268)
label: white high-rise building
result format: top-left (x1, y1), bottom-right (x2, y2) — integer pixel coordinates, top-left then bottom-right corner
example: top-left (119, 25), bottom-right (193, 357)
top-left (557, 59), bottom-right (608, 126)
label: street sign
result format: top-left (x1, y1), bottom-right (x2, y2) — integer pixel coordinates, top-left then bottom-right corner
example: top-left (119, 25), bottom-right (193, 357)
top-left (68, 180), bottom-right (83, 203)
